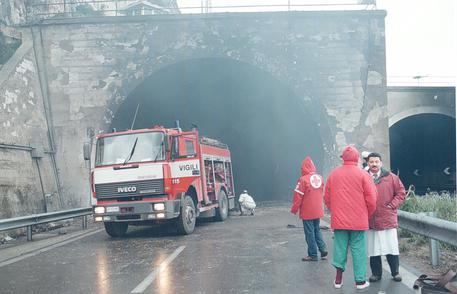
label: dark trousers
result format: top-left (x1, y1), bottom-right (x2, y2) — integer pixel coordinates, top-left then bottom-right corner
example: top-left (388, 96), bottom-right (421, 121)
top-left (302, 219), bottom-right (327, 258)
top-left (370, 255), bottom-right (399, 276)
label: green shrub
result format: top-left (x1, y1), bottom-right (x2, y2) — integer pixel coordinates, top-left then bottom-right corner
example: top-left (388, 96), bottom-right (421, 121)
top-left (400, 192), bottom-right (457, 250)
top-left (400, 192), bottom-right (457, 222)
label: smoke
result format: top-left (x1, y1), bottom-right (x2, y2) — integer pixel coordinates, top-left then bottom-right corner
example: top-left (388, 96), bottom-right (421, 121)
top-left (111, 58), bottom-right (324, 201)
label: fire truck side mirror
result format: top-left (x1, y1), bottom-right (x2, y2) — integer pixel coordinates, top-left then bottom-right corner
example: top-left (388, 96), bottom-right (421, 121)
top-left (164, 135), bottom-right (170, 153)
top-left (83, 142), bottom-right (91, 161)
top-left (171, 136), bottom-right (179, 160)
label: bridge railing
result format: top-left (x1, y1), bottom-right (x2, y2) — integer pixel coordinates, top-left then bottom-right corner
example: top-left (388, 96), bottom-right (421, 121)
top-left (24, 1), bottom-right (377, 24)
top-left (398, 210), bottom-right (457, 246)
top-left (0, 207), bottom-right (92, 241)
top-left (398, 210), bottom-right (457, 266)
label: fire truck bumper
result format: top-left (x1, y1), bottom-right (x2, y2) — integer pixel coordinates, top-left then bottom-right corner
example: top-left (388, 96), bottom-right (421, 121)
top-left (93, 200), bottom-right (181, 222)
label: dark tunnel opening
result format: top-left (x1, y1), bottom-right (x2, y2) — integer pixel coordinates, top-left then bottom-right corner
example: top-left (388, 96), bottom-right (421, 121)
top-left (390, 114), bottom-right (456, 194)
top-left (110, 58), bottom-right (324, 201)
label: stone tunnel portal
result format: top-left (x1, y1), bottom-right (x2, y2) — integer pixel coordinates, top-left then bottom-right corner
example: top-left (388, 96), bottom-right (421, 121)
top-left (390, 113), bottom-right (456, 194)
top-left (109, 58), bottom-right (324, 201)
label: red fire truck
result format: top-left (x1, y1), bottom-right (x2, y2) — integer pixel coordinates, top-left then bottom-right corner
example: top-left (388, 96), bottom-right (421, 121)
top-left (86, 125), bottom-right (235, 237)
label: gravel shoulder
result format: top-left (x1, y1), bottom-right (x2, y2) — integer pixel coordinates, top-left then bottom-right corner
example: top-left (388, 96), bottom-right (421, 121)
top-left (399, 236), bottom-right (457, 275)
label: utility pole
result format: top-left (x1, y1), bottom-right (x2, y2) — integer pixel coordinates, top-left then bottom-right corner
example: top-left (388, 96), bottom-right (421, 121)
top-left (412, 75), bottom-right (428, 86)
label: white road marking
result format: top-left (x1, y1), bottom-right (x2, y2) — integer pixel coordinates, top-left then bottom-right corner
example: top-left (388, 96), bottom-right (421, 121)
top-left (0, 228), bottom-right (104, 268)
top-left (131, 245), bottom-right (186, 294)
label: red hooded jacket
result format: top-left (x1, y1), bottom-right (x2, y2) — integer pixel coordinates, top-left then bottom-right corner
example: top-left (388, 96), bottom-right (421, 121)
top-left (290, 157), bottom-right (324, 220)
top-left (324, 146), bottom-right (377, 230)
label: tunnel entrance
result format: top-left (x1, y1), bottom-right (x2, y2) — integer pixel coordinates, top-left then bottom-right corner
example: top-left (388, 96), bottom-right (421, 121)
top-left (110, 58), bottom-right (324, 201)
top-left (390, 113), bottom-right (456, 194)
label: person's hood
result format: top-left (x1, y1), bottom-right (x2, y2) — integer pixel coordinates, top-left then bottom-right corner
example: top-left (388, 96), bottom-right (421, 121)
top-left (341, 146), bottom-right (359, 164)
top-left (301, 156), bottom-right (316, 175)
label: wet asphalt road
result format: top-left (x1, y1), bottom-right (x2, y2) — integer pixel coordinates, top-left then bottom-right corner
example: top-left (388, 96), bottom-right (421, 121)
top-left (0, 206), bottom-right (416, 294)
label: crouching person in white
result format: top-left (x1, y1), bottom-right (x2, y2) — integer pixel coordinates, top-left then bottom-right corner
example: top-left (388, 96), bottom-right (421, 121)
top-left (238, 190), bottom-right (256, 216)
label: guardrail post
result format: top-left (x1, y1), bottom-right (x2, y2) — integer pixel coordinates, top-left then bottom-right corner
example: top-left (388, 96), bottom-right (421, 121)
top-left (426, 212), bottom-right (440, 266)
top-left (82, 215), bottom-right (88, 229)
top-left (27, 226), bottom-right (33, 241)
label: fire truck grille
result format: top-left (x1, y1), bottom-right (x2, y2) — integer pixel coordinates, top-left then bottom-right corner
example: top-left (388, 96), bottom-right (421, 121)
top-left (95, 179), bottom-right (164, 200)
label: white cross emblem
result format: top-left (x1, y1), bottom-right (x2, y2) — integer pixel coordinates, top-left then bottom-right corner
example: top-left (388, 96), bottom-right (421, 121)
top-left (310, 174), bottom-right (322, 189)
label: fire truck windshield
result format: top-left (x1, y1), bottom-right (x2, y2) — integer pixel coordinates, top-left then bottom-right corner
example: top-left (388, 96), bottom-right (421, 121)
top-left (95, 132), bottom-right (165, 166)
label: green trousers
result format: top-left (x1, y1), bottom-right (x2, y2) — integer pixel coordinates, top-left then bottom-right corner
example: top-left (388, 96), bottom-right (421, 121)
top-left (332, 230), bottom-right (367, 282)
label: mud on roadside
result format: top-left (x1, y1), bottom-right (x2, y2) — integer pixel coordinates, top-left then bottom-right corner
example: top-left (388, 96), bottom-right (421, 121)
top-left (399, 237), bottom-right (457, 275)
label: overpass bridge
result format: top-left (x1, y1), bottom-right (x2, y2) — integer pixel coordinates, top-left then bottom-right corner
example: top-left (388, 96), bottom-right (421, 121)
top-left (388, 86), bottom-right (455, 194)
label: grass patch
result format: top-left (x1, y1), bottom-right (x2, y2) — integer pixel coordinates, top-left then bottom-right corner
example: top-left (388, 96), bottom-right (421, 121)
top-left (400, 191), bottom-right (457, 250)
top-left (400, 191), bottom-right (456, 222)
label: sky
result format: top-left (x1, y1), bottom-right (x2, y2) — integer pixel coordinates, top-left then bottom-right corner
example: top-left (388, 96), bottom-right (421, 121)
top-left (377, 0), bottom-right (455, 86)
top-left (177, 0), bottom-right (456, 86)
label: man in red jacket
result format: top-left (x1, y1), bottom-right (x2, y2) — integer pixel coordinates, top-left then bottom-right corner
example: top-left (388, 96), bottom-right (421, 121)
top-left (366, 152), bottom-right (406, 283)
top-left (324, 146), bottom-right (377, 290)
top-left (291, 157), bottom-right (327, 261)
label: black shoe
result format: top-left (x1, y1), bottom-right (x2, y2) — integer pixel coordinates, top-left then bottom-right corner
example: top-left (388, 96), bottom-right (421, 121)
top-left (392, 274), bottom-right (402, 282)
top-left (369, 275), bottom-right (381, 282)
top-left (320, 251), bottom-right (328, 259)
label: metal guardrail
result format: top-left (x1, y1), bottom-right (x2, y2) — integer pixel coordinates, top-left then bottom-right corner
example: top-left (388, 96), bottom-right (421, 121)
top-left (397, 210), bottom-right (457, 247)
top-left (398, 210), bottom-right (457, 266)
top-left (0, 207), bottom-right (92, 241)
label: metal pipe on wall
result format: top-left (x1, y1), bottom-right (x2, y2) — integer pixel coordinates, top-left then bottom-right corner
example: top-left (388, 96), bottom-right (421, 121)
top-left (31, 25), bottom-right (64, 209)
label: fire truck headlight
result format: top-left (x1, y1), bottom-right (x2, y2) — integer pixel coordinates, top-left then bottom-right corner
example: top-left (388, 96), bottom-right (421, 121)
top-left (153, 203), bottom-right (165, 211)
top-left (94, 206), bottom-right (105, 214)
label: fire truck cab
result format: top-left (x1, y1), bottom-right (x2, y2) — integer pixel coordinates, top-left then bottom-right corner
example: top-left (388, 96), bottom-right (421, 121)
top-left (87, 125), bottom-right (236, 237)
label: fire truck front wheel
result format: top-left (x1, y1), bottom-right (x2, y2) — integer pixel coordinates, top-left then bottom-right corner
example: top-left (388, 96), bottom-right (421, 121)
top-left (104, 222), bottom-right (128, 238)
top-left (176, 195), bottom-right (196, 235)
top-left (215, 190), bottom-right (229, 221)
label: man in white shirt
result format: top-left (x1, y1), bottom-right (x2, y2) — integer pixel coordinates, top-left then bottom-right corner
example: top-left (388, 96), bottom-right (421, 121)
top-left (238, 190), bottom-right (256, 216)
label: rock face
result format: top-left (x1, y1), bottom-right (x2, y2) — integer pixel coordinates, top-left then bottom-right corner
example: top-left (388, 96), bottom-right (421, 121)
top-left (0, 10), bottom-right (388, 217)
top-left (0, 0), bottom-right (27, 25)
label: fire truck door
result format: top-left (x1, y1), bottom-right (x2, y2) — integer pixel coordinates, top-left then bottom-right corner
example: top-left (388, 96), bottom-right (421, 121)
top-left (171, 133), bottom-right (206, 202)
top-left (176, 134), bottom-right (197, 158)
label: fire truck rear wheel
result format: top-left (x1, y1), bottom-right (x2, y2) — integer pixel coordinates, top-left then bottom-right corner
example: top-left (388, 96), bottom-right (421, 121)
top-left (176, 195), bottom-right (196, 235)
top-left (104, 222), bottom-right (128, 238)
top-left (215, 190), bottom-right (229, 221)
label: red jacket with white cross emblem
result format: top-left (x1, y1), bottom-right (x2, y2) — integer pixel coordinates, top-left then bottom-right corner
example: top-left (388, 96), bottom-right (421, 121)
top-left (290, 157), bottom-right (324, 220)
